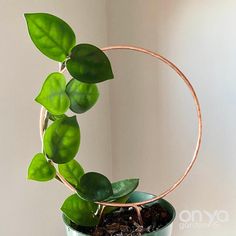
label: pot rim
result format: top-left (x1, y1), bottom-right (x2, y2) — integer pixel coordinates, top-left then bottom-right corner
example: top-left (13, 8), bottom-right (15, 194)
top-left (63, 191), bottom-right (176, 235)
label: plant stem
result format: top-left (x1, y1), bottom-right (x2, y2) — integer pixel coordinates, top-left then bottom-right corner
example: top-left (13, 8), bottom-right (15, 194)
top-left (133, 206), bottom-right (143, 226)
top-left (56, 171), bottom-right (77, 192)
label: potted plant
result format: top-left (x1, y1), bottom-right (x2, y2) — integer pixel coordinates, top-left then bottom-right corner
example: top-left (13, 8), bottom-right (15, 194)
top-left (25, 12), bottom-right (201, 236)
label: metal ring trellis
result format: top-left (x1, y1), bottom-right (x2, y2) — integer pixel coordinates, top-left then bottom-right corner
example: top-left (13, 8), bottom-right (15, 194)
top-left (39, 45), bottom-right (203, 210)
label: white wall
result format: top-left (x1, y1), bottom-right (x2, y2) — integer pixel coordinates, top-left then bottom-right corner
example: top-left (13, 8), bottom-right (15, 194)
top-left (0, 1), bottom-right (111, 235)
top-left (107, 0), bottom-right (236, 235)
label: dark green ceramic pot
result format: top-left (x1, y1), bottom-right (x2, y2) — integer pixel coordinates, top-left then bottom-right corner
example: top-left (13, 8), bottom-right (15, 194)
top-left (63, 191), bottom-right (176, 236)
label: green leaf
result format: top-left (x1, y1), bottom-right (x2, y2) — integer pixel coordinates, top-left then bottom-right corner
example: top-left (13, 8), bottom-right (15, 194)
top-left (66, 79), bottom-right (99, 113)
top-left (24, 13), bottom-right (76, 62)
top-left (103, 195), bottom-right (129, 214)
top-left (28, 153), bottom-right (56, 181)
top-left (61, 194), bottom-right (99, 227)
top-left (66, 44), bottom-right (114, 83)
top-left (35, 72), bottom-right (70, 115)
top-left (58, 160), bottom-right (84, 189)
top-left (48, 113), bottom-right (67, 121)
top-left (103, 179), bottom-right (139, 214)
top-left (43, 116), bottom-right (80, 164)
top-left (78, 172), bottom-right (113, 202)
top-left (106, 179), bottom-right (139, 201)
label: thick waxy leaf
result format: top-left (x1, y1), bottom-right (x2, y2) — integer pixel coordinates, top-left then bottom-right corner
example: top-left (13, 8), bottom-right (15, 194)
top-left (28, 153), bottom-right (56, 181)
top-left (35, 72), bottom-right (70, 115)
top-left (25, 13), bottom-right (76, 62)
top-left (58, 160), bottom-right (84, 189)
top-left (104, 195), bottom-right (129, 214)
top-left (43, 116), bottom-right (80, 164)
top-left (48, 113), bottom-right (67, 121)
top-left (103, 179), bottom-right (139, 213)
top-left (61, 194), bottom-right (99, 227)
top-left (78, 172), bottom-right (113, 202)
top-left (106, 179), bottom-right (139, 201)
top-left (66, 44), bottom-right (114, 83)
top-left (66, 79), bottom-right (99, 113)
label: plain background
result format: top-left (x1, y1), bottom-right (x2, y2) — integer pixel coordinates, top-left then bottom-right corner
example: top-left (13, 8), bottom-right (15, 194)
top-left (0, 0), bottom-right (235, 235)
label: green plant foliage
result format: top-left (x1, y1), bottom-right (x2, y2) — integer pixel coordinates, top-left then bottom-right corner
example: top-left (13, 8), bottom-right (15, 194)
top-left (25, 12), bottom-right (143, 230)
top-left (61, 194), bottom-right (99, 227)
top-left (35, 72), bottom-right (70, 115)
top-left (58, 160), bottom-right (84, 189)
top-left (24, 13), bottom-right (76, 62)
top-left (106, 179), bottom-right (139, 201)
top-left (66, 44), bottom-right (114, 83)
top-left (103, 179), bottom-right (139, 213)
top-left (28, 153), bottom-right (56, 181)
top-left (66, 79), bottom-right (99, 113)
top-left (43, 116), bottom-right (80, 164)
top-left (78, 172), bottom-right (113, 202)
top-left (48, 113), bottom-right (67, 121)
top-left (103, 195), bottom-right (130, 214)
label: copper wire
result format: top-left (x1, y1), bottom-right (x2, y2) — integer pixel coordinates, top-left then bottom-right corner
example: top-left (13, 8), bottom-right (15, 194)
top-left (39, 45), bottom-right (203, 209)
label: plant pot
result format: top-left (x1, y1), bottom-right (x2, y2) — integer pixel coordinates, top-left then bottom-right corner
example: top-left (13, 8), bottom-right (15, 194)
top-left (63, 191), bottom-right (176, 236)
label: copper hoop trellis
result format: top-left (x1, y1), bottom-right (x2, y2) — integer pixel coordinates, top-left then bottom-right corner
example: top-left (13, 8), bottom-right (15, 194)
top-left (39, 45), bottom-right (202, 209)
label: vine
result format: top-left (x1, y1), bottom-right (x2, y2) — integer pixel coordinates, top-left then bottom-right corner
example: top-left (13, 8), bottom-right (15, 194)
top-left (25, 13), bottom-right (139, 227)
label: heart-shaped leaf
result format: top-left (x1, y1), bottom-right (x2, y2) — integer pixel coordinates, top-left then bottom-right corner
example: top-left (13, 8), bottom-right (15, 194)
top-left (24, 13), bottom-right (76, 62)
top-left (35, 72), bottom-right (70, 115)
top-left (106, 179), bottom-right (139, 201)
top-left (61, 194), bottom-right (99, 227)
top-left (66, 44), bottom-right (114, 83)
top-left (43, 116), bottom-right (80, 164)
top-left (58, 160), bottom-right (84, 189)
top-left (66, 79), bottom-right (99, 113)
top-left (28, 153), bottom-right (56, 181)
top-left (78, 172), bottom-right (113, 202)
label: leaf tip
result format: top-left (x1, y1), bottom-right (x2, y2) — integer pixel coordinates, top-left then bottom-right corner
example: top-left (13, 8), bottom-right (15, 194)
top-left (24, 13), bottom-right (34, 21)
top-left (34, 95), bottom-right (42, 105)
top-left (24, 13), bottom-right (30, 18)
top-left (109, 71), bottom-right (114, 80)
top-left (27, 172), bottom-right (33, 181)
top-left (34, 96), bottom-right (39, 102)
